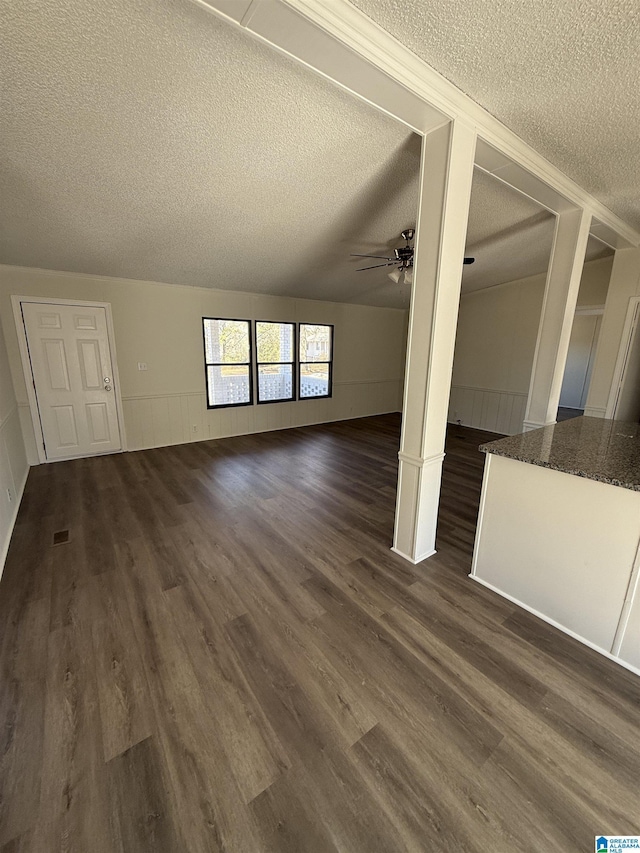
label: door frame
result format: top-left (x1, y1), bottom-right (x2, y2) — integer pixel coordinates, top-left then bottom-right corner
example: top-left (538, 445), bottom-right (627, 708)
top-left (605, 296), bottom-right (640, 420)
top-left (11, 295), bottom-right (127, 463)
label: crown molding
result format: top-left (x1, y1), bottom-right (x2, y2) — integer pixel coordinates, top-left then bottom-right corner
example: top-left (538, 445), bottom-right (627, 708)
top-left (192, 0), bottom-right (639, 247)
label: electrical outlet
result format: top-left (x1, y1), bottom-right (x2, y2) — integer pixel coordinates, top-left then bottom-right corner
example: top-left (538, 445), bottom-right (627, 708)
top-left (192, 425), bottom-right (198, 433)
top-left (137, 362), bottom-right (148, 371)
top-left (6, 488), bottom-right (12, 503)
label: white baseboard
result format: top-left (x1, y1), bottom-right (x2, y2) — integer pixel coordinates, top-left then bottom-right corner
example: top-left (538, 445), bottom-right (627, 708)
top-left (470, 574), bottom-right (640, 679)
top-left (390, 546), bottom-right (437, 565)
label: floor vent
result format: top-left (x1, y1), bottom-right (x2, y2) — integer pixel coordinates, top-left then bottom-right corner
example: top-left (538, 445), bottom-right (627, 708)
top-left (52, 530), bottom-right (70, 546)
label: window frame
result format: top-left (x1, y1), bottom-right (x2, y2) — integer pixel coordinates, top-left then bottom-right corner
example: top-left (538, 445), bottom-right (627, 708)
top-left (255, 320), bottom-right (297, 405)
top-left (202, 316), bottom-right (254, 410)
top-left (298, 322), bottom-right (334, 401)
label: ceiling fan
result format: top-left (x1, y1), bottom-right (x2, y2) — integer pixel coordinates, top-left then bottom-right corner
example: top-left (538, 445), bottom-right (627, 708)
top-left (351, 228), bottom-right (475, 284)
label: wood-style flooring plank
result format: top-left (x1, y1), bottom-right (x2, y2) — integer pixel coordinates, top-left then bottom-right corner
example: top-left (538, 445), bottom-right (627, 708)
top-left (350, 722), bottom-right (514, 852)
top-left (31, 622), bottom-right (115, 853)
top-left (249, 773), bottom-right (339, 853)
top-left (91, 569), bottom-right (152, 762)
top-left (165, 581), bottom-right (290, 804)
top-left (106, 736), bottom-right (182, 852)
top-left (117, 539), bottom-right (264, 852)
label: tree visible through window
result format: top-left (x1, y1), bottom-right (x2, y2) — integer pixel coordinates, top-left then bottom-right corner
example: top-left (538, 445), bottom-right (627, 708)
top-left (299, 324), bottom-right (333, 399)
top-left (203, 318), bottom-right (252, 408)
top-left (256, 321), bottom-right (295, 403)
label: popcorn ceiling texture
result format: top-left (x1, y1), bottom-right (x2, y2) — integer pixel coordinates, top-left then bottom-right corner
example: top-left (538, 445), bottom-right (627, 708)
top-left (465, 170), bottom-right (609, 294)
top-left (351, 0), bottom-right (640, 232)
top-left (1, 0), bottom-right (423, 307)
top-left (0, 0), bottom-right (613, 307)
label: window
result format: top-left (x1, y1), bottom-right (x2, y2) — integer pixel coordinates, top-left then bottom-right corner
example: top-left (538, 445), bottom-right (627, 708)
top-left (299, 323), bottom-right (333, 399)
top-left (256, 321), bottom-right (295, 403)
top-left (203, 318), bottom-right (252, 408)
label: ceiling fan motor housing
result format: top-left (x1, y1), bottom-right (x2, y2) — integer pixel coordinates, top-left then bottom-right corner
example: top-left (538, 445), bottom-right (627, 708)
top-left (395, 246), bottom-right (414, 266)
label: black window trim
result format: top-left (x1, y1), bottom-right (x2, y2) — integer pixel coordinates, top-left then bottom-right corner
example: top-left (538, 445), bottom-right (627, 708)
top-left (298, 322), bottom-right (334, 401)
top-left (202, 316), bottom-right (254, 410)
top-left (255, 320), bottom-right (297, 405)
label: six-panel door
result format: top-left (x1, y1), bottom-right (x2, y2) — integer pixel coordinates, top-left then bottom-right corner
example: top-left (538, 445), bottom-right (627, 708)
top-left (22, 303), bottom-right (122, 460)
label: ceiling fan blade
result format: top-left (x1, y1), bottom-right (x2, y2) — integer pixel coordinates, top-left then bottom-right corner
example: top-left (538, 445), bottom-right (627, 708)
top-left (463, 257), bottom-right (475, 265)
top-left (357, 262), bottom-right (397, 271)
top-left (350, 253), bottom-right (394, 260)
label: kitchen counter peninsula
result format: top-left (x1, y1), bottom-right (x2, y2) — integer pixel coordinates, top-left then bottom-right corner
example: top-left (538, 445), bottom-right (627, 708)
top-left (471, 416), bottom-right (640, 675)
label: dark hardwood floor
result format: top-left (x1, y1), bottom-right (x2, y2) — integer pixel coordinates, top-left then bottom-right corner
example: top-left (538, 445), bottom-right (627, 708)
top-left (1, 414), bottom-right (639, 852)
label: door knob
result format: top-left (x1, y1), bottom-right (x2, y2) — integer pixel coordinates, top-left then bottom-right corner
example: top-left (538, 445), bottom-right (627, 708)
top-left (104, 385), bottom-right (112, 391)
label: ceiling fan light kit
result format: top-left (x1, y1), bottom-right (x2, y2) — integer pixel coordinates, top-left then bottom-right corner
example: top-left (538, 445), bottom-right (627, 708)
top-left (352, 227), bottom-right (473, 284)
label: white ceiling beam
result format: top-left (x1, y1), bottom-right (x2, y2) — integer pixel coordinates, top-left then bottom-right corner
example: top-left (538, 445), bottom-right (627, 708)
top-left (191, 0), bottom-right (448, 134)
top-left (191, 0), bottom-right (639, 248)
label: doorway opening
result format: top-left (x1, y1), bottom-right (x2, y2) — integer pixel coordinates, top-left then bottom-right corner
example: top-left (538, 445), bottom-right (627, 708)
top-left (557, 252), bottom-right (614, 422)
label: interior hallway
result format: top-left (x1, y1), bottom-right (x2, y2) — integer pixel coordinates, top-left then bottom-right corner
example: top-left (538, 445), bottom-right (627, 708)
top-left (0, 414), bottom-right (638, 851)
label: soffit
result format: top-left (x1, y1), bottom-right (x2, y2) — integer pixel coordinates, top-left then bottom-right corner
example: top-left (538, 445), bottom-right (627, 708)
top-left (350, 0), bottom-right (640, 233)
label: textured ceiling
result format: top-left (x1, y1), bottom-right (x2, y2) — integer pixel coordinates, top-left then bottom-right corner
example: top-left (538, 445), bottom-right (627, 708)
top-left (351, 0), bottom-right (640, 233)
top-left (0, 0), bottom-right (614, 309)
top-left (463, 170), bottom-right (611, 294)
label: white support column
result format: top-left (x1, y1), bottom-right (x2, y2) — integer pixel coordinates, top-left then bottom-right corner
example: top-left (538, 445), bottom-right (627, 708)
top-left (392, 119), bottom-right (476, 564)
top-left (523, 208), bottom-right (592, 431)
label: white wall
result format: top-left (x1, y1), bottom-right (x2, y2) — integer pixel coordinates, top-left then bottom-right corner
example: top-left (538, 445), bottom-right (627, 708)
top-left (0, 318), bottom-right (29, 574)
top-left (449, 256), bottom-right (614, 434)
top-left (0, 266), bottom-right (408, 462)
top-left (449, 271), bottom-right (546, 434)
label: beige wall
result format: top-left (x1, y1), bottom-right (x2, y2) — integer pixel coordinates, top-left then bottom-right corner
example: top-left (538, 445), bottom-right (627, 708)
top-left (575, 255), bottom-right (613, 306)
top-left (0, 318), bottom-right (29, 573)
top-left (449, 256), bottom-right (614, 434)
top-left (0, 266), bottom-right (408, 462)
top-left (449, 271), bottom-right (546, 434)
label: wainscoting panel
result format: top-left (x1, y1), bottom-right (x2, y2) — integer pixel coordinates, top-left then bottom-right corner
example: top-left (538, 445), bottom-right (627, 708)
top-left (121, 378), bottom-right (403, 451)
top-left (0, 405), bottom-right (29, 574)
top-left (448, 385), bottom-right (528, 435)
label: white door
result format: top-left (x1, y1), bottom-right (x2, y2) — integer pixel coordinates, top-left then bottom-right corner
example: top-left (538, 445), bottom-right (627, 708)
top-left (559, 314), bottom-right (601, 409)
top-left (22, 302), bottom-right (122, 460)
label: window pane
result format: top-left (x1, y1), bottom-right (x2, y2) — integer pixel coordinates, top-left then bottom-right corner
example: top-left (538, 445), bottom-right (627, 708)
top-left (300, 364), bottom-right (329, 398)
top-left (299, 324), bottom-right (331, 363)
top-left (204, 319), bottom-right (250, 364)
top-left (256, 322), bottom-right (294, 363)
top-left (258, 364), bottom-right (293, 402)
top-left (207, 365), bottom-right (250, 406)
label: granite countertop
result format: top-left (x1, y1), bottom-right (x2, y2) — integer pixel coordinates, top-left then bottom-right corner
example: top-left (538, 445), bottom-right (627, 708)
top-left (480, 416), bottom-right (640, 491)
